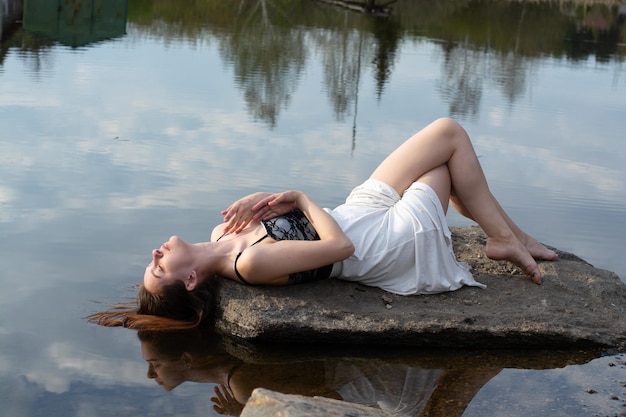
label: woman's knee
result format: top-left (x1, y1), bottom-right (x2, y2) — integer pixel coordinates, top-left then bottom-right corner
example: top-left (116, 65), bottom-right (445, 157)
top-left (431, 117), bottom-right (467, 140)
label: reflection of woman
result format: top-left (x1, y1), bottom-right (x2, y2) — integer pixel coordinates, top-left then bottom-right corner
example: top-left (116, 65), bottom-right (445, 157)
top-left (138, 330), bottom-right (246, 415)
top-left (137, 330), bottom-right (339, 416)
top-left (90, 118), bottom-right (557, 330)
top-left (138, 329), bottom-right (500, 417)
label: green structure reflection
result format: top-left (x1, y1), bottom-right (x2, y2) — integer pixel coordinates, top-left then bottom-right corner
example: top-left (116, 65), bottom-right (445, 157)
top-left (1, 0), bottom-right (24, 41)
top-left (22, 0), bottom-right (127, 47)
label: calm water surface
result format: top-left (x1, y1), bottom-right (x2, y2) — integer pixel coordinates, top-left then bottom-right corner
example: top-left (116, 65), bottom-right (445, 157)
top-left (1, 0), bottom-right (626, 416)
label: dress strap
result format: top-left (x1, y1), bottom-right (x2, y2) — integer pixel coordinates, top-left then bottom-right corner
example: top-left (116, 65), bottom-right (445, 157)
top-left (232, 234), bottom-right (269, 285)
top-left (226, 365), bottom-right (240, 392)
top-left (233, 252), bottom-right (254, 285)
top-left (251, 234), bottom-right (269, 246)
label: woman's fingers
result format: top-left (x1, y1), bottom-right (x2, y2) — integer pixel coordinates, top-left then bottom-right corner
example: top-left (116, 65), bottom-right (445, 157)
top-left (210, 386), bottom-right (227, 414)
top-left (252, 192), bottom-right (297, 212)
top-left (211, 384), bottom-right (242, 415)
top-left (251, 194), bottom-right (279, 211)
top-left (222, 193), bottom-right (261, 221)
top-left (212, 384), bottom-right (227, 402)
top-left (224, 213), bottom-right (253, 235)
top-left (222, 197), bottom-right (264, 233)
top-left (222, 384), bottom-right (235, 400)
top-left (252, 204), bottom-right (274, 220)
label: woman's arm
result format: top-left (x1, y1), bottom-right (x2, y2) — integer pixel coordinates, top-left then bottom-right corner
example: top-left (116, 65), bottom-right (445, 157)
top-left (235, 191), bottom-right (355, 285)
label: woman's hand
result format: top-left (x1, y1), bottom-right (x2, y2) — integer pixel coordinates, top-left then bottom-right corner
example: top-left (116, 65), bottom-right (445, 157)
top-left (221, 192), bottom-right (272, 235)
top-left (251, 191), bottom-right (301, 221)
top-left (210, 384), bottom-right (244, 416)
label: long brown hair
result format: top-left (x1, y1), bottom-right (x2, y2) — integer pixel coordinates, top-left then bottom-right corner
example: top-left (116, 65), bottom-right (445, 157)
top-left (87, 279), bottom-right (219, 331)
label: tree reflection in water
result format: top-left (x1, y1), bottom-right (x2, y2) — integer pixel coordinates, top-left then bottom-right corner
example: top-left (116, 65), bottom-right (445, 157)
top-left (137, 328), bottom-right (598, 416)
top-left (13, 0), bottom-right (625, 128)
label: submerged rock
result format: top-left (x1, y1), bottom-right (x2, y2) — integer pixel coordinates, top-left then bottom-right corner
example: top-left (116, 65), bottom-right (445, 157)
top-left (241, 388), bottom-right (395, 417)
top-left (215, 226), bottom-right (626, 350)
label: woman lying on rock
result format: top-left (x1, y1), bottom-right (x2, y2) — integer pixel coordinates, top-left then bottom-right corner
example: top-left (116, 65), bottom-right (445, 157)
top-left (89, 118), bottom-right (557, 330)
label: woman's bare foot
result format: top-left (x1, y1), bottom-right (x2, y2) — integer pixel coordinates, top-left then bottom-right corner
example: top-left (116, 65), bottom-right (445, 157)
top-left (518, 233), bottom-right (559, 261)
top-left (485, 236), bottom-right (542, 284)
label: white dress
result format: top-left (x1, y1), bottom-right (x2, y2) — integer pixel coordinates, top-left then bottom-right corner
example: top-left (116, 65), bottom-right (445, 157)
top-left (325, 360), bottom-right (442, 415)
top-left (326, 179), bottom-right (486, 295)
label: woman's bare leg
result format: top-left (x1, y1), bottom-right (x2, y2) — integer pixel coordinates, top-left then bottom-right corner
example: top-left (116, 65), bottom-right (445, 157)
top-left (450, 192), bottom-right (557, 261)
top-left (369, 118), bottom-right (555, 283)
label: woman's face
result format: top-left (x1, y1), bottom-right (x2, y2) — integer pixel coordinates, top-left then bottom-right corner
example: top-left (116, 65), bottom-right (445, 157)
top-left (143, 236), bottom-right (195, 294)
top-left (141, 341), bottom-right (188, 391)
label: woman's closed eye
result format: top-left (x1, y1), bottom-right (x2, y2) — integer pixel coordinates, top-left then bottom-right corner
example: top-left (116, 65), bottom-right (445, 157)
top-left (148, 261), bottom-right (165, 274)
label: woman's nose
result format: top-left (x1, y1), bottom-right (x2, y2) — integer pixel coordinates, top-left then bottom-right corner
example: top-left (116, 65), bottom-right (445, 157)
top-left (147, 364), bottom-right (156, 379)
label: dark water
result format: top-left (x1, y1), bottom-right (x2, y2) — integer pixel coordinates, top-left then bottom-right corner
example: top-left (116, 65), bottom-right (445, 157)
top-left (1, 0), bottom-right (625, 416)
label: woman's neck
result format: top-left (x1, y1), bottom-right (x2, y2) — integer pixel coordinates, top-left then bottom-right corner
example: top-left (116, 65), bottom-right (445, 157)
top-left (188, 241), bottom-right (220, 283)
top-left (190, 239), bottom-right (245, 283)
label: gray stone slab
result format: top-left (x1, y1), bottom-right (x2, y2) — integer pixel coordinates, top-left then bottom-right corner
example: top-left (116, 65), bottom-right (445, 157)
top-left (215, 227), bottom-right (626, 350)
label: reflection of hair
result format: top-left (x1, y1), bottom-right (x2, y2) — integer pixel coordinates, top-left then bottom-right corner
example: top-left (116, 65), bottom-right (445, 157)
top-left (138, 328), bottom-right (237, 373)
top-left (137, 328), bottom-right (225, 362)
top-left (87, 279), bottom-right (219, 331)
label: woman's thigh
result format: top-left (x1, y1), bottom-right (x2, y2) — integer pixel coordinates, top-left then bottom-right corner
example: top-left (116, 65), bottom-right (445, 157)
top-left (414, 165), bottom-right (451, 214)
